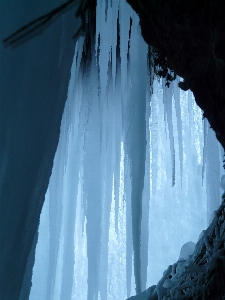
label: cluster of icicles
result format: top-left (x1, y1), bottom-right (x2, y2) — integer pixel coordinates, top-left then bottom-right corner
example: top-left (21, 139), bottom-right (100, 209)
top-left (30, 1), bottom-right (223, 299)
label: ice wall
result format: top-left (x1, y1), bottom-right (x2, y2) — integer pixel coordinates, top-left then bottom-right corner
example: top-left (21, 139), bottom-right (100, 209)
top-left (30, 1), bottom-right (223, 299)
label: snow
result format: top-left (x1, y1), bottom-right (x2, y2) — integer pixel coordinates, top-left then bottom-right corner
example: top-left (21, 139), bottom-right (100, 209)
top-left (178, 241), bottom-right (196, 261)
top-left (30, 1), bottom-right (224, 300)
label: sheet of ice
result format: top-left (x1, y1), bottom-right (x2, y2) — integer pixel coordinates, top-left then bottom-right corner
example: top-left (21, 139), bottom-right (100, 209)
top-left (203, 119), bottom-right (222, 224)
top-left (221, 175), bottom-right (225, 190)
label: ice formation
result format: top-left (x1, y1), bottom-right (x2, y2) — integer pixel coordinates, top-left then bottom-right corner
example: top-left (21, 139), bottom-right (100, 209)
top-left (30, 1), bottom-right (223, 299)
top-left (221, 175), bottom-right (225, 190)
top-left (142, 195), bottom-right (225, 300)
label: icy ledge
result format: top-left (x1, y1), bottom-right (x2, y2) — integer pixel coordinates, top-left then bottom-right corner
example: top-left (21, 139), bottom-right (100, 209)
top-left (128, 194), bottom-right (225, 300)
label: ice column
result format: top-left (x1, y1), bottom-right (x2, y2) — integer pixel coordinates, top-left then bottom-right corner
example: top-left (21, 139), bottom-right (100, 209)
top-left (125, 15), bottom-right (148, 295)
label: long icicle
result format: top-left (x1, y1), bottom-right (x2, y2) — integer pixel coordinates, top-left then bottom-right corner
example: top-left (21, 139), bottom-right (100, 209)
top-left (126, 14), bottom-right (148, 295)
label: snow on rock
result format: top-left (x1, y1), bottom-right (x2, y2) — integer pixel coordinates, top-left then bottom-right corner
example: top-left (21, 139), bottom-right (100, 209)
top-left (178, 241), bottom-right (196, 261)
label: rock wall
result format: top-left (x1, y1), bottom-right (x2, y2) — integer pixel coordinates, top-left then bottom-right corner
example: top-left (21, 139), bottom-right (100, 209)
top-left (127, 0), bottom-right (225, 150)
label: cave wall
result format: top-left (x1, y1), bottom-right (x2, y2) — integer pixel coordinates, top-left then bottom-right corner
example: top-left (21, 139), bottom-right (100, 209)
top-left (0, 1), bottom-right (79, 299)
top-left (127, 0), bottom-right (225, 150)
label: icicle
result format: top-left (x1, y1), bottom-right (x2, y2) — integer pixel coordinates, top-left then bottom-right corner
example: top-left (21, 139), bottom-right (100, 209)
top-left (119, 0), bottom-right (133, 95)
top-left (188, 89), bottom-right (193, 137)
top-left (60, 133), bottom-right (80, 300)
top-left (113, 65), bottom-right (123, 234)
top-left (163, 80), bottom-right (175, 186)
top-left (82, 57), bottom-right (103, 300)
top-left (173, 77), bottom-right (183, 186)
top-left (125, 155), bottom-right (133, 298)
top-left (202, 118), bottom-right (208, 185)
top-left (99, 135), bottom-right (113, 300)
top-left (45, 146), bottom-right (64, 300)
top-left (150, 80), bottom-right (159, 195)
top-left (126, 14), bottom-right (148, 295)
top-left (74, 36), bottom-right (85, 84)
top-left (29, 192), bottom-right (50, 300)
top-left (113, 121), bottom-right (122, 234)
top-left (141, 99), bottom-right (150, 292)
top-left (111, 0), bottom-right (119, 91)
top-left (99, 67), bottom-right (115, 300)
top-left (97, 0), bottom-right (111, 99)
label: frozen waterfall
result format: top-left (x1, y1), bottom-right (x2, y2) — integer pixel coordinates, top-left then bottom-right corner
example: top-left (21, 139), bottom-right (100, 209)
top-left (30, 1), bottom-right (223, 299)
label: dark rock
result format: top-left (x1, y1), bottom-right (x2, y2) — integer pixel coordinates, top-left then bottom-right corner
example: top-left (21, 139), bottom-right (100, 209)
top-left (133, 0), bottom-right (225, 149)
